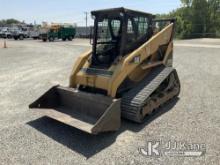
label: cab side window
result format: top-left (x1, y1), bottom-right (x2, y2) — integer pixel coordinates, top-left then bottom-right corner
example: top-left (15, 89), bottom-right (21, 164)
top-left (125, 16), bottom-right (149, 52)
top-left (137, 17), bottom-right (149, 38)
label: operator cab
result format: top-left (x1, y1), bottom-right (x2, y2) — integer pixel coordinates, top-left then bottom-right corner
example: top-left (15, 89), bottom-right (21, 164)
top-left (91, 7), bottom-right (154, 68)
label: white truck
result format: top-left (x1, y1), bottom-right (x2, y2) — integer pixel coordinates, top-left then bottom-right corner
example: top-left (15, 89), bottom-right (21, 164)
top-left (0, 27), bottom-right (12, 38)
top-left (11, 27), bottom-right (30, 40)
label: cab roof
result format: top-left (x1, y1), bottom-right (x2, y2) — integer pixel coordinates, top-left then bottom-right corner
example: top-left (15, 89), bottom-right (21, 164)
top-left (91, 7), bottom-right (155, 18)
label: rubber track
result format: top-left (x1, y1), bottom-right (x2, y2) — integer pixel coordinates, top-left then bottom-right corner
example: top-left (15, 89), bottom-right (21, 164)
top-left (121, 66), bottom-right (175, 122)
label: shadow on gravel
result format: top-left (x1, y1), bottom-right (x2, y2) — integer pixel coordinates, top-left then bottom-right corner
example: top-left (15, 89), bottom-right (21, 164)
top-left (27, 97), bottom-right (179, 158)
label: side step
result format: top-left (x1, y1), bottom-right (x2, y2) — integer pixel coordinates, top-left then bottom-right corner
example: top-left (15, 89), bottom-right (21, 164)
top-left (29, 86), bottom-right (121, 134)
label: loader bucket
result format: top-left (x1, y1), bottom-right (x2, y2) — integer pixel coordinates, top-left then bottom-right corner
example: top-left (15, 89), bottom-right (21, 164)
top-left (29, 86), bottom-right (121, 134)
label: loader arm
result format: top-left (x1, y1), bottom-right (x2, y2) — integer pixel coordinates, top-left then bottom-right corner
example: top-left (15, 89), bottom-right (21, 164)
top-left (108, 22), bottom-right (175, 97)
top-left (69, 50), bottom-right (92, 88)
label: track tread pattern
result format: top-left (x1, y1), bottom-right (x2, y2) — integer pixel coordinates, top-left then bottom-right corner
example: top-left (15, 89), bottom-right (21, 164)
top-left (121, 66), bottom-right (175, 122)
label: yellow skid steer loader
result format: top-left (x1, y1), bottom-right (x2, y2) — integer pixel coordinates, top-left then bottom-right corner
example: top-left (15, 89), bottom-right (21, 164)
top-left (30, 8), bottom-right (180, 134)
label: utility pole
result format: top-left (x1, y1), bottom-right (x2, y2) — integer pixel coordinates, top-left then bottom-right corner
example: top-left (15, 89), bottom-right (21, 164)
top-left (84, 12), bottom-right (88, 36)
top-left (84, 12), bottom-right (88, 28)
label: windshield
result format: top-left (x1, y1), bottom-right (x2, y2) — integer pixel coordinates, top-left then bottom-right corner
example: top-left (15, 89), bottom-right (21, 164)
top-left (97, 18), bottom-right (122, 44)
top-left (92, 17), bottom-right (122, 67)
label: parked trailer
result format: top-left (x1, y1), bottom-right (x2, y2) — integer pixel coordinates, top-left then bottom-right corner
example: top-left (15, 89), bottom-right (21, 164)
top-left (75, 26), bottom-right (92, 38)
top-left (30, 31), bottom-right (40, 40)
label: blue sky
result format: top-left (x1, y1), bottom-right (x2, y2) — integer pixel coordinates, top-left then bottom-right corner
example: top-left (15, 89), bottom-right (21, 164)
top-left (0, 0), bottom-right (181, 26)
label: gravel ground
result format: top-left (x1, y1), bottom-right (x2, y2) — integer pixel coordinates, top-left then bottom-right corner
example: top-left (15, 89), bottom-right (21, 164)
top-left (0, 38), bottom-right (219, 165)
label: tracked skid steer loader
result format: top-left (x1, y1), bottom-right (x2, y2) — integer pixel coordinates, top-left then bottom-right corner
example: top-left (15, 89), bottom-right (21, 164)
top-left (30, 8), bottom-right (180, 134)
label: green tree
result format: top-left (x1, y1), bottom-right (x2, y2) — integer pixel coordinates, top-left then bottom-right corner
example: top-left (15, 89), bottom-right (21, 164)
top-left (0, 19), bottom-right (20, 26)
top-left (156, 0), bottom-right (220, 39)
top-left (181, 0), bottom-right (193, 7)
top-left (207, 0), bottom-right (220, 37)
top-left (191, 0), bottom-right (208, 37)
